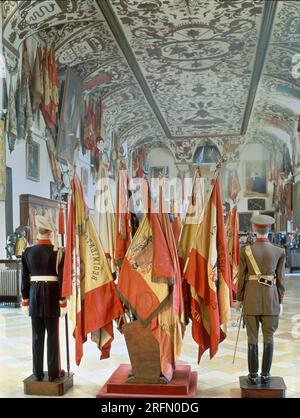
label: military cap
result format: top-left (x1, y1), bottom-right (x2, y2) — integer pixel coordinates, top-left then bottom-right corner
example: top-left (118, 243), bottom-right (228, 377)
top-left (35, 215), bottom-right (54, 232)
top-left (250, 214), bottom-right (275, 227)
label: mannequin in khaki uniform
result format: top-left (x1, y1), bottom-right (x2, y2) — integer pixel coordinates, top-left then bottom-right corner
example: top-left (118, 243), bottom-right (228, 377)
top-left (237, 214), bottom-right (285, 385)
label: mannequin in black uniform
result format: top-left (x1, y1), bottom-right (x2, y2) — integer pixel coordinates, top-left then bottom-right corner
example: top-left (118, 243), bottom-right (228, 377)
top-left (21, 215), bottom-right (67, 381)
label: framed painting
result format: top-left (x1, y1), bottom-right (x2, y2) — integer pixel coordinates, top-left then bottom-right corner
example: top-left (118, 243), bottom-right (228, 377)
top-left (19, 194), bottom-right (66, 245)
top-left (244, 161), bottom-right (267, 197)
top-left (247, 198), bottom-right (266, 211)
top-left (238, 212), bottom-right (253, 233)
top-left (26, 140), bottom-right (40, 182)
top-left (56, 68), bottom-right (82, 165)
top-left (151, 166), bottom-right (169, 179)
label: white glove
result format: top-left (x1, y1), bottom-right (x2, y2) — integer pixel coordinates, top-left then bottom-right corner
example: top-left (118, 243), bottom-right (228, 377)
top-left (279, 304), bottom-right (283, 317)
top-left (21, 305), bottom-right (29, 316)
top-left (59, 300), bottom-right (68, 318)
top-left (235, 301), bottom-right (243, 312)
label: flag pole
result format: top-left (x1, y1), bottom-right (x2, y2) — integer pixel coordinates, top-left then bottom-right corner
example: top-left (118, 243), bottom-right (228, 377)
top-left (232, 306), bottom-right (243, 364)
top-left (59, 203), bottom-right (70, 376)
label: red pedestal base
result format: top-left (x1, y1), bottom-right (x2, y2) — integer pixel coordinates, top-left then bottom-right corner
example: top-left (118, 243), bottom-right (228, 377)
top-left (97, 364), bottom-right (197, 398)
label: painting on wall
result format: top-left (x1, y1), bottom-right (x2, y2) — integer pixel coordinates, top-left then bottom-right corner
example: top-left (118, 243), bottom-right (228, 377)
top-left (244, 161), bottom-right (267, 197)
top-left (26, 140), bottom-right (40, 182)
top-left (238, 212), bottom-right (253, 233)
top-left (247, 198), bottom-right (266, 211)
top-left (56, 68), bottom-right (82, 165)
top-left (151, 166), bottom-right (169, 178)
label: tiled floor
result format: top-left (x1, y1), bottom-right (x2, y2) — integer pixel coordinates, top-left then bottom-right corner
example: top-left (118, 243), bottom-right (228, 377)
top-left (0, 275), bottom-right (299, 398)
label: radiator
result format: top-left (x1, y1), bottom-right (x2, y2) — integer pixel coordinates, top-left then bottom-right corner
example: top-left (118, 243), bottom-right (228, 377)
top-left (0, 269), bottom-right (20, 297)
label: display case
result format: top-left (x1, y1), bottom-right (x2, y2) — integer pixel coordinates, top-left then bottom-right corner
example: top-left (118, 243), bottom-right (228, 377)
top-left (19, 194), bottom-right (66, 245)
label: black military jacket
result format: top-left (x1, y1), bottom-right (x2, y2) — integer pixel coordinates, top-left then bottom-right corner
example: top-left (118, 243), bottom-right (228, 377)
top-left (21, 240), bottom-right (65, 318)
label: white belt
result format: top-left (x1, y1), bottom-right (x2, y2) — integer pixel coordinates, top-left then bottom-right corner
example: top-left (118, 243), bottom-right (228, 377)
top-left (30, 276), bottom-right (58, 282)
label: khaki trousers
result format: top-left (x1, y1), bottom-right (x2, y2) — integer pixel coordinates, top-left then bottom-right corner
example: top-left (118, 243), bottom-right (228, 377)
top-left (244, 315), bottom-right (279, 345)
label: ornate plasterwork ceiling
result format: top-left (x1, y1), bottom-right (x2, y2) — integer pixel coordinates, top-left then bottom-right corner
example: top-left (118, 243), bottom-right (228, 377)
top-left (2, 0), bottom-right (300, 155)
top-left (247, 0), bottom-right (300, 149)
top-left (2, 0), bottom-right (166, 147)
top-left (107, 0), bottom-right (265, 138)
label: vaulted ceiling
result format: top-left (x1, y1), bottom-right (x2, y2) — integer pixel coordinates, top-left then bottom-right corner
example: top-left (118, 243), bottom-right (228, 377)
top-left (2, 0), bottom-right (300, 154)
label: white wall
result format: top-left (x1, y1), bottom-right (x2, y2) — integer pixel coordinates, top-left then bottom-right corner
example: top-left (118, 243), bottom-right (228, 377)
top-left (147, 147), bottom-right (178, 178)
top-left (75, 148), bottom-right (96, 210)
top-left (6, 131), bottom-right (54, 229)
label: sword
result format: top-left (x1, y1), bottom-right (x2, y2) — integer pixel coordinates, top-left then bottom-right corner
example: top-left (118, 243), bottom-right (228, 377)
top-left (232, 306), bottom-right (243, 364)
top-left (59, 204), bottom-right (71, 376)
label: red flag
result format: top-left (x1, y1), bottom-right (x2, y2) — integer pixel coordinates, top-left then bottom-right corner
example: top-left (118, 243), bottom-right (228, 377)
top-left (226, 206), bottom-right (240, 295)
top-left (114, 163), bottom-right (132, 265)
top-left (62, 175), bottom-right (123, 365)
top-left (172, 215), bottom-right (181, 246)
top-left (58, 206), bottom-right (65, 236)
top-left (183, 178), bottom-right (231, 362)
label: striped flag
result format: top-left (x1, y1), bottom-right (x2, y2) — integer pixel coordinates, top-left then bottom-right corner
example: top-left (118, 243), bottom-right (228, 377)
top-left (151, 189), bottom-right (185, 381)
top-left (62, 174), bottom-right (123, 365)
top-left (118, 200), bottom-right (184, 381)
top-left (94, 164), bottom-right (116, 274)
top-left (114, 163), bottom-right (132, 266)
top-left (183, 178), bottom-right (232, 362)
top-left (178, 169), bottom-right (205, 270)
top-left (226, 206), bottom-right (240, 295)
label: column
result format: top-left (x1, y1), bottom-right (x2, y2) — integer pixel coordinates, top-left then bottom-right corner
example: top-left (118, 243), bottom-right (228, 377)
top-left (0, 6), bottom-right (7, 258)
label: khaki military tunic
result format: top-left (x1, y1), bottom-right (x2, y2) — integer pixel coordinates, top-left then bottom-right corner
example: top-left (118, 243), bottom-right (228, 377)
top-left (237, 241), bottom-right (285, 344)
top-left (237, 241), bottom-right (285, 315)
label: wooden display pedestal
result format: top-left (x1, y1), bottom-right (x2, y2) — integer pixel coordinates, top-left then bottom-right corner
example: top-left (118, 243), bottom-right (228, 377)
top-left (239, 376), bottom-right (286, 398)
top-left (97, 364), bottom-right (197, 398)
top-left (23, 372), bottom-right (74, 396)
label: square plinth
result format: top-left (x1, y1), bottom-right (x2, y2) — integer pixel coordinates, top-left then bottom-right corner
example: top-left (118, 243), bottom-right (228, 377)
top-left (97, 364), bottom-right (197, 398)
top-left (23, 372), bottom-right (74, 396)
top-left (239, 376), bottom-right (286, 398)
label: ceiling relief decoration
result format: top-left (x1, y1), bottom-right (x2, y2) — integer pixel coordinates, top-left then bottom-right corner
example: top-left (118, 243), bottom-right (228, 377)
top-left (109, 0), bottom-right (264, 137)
top-left (264, 47), bottom-right (300, 88)
top-left (55, 22), bottom-right (118, 69)
top-left (2, 0), bottom-right (300, 163)
top-left (252, 77), bottom-right (299, 137)
top-left (134, 135), bottom-right (244, 164)
top-left (2, 1), bottom-right (22, 21)
top-left (245, 128), bottom-right (286, 153)
top-left (245, 0), bottom-right (300, 154)
top-left (3, 0), bottom-right (99, 72)
top-left (3, 0), bottom-right (166, 150)
top-left (38, 21), bottom-right (97, 54)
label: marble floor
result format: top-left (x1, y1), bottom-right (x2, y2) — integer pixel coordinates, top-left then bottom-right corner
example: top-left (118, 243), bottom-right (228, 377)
top-left (0, 275), bottom-right (299, 398)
